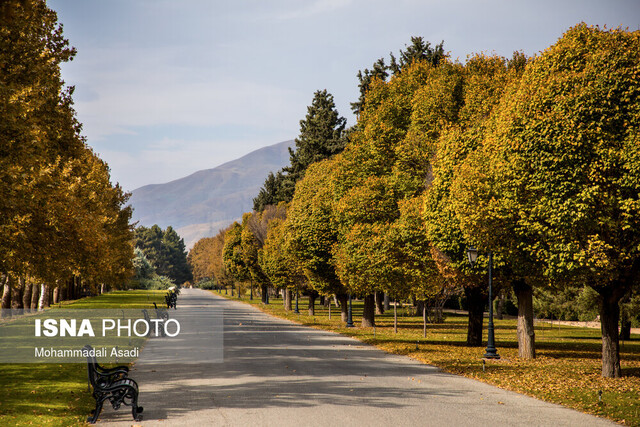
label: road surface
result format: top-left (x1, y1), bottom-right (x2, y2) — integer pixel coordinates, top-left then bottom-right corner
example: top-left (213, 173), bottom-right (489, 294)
top-left (98, 288), bottom-right (614, 426)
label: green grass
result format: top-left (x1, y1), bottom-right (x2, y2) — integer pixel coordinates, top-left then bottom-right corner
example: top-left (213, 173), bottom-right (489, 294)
top-left (213, 289), bottom-right (640, 426)
top-left (58, 289), bottom-right (168, 309)
top-left (0, 290), bottom-right (166, 427)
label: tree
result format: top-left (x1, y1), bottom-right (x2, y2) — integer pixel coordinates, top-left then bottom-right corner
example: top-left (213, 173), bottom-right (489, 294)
top-left (252, 171), bottom-right (288, 212)
top-left (286, 158), bottom-right (350, 321)
top-left (253, 90), bottom-right (347, 211)
top-left (332, 58), bottom-right (453, 329)
top-left (389, 37), bottom-right (446, 75)
top-left (0, 0), bottom-right (134, 304)
top-left (351, 58), bottom-right (388, 116)
top-left (245, 204), bottom-right (287, 302)
top-left (134, 225), bottom-right (191, 285)
top-left (453, 24), bottom-right (640, 377)
top-left (162, 227), bottom-right (192, 284)
top-left (422, 54), bottom-right (525, 347)
top-left (222, 222), bottom-right (250, 287)
top-left (260, 217), bottom-right (306, 307)
top-left (188, 237), bottom-right (217, 284)
top-left (210, 225), bottom-right (234, 290)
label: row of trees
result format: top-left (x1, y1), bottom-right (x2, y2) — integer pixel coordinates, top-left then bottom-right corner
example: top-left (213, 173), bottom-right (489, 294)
top-left (1, 0), bottom-right (135, 310)
top-left (190, 25), bottom-right (639, 378)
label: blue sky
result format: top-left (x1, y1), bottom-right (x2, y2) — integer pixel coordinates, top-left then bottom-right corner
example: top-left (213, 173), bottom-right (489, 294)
top-left (48, 0), bottom-right (640, 191)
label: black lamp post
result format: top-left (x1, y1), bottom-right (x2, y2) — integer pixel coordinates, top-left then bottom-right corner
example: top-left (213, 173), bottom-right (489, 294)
top-left (346, 294), bottom-right (354, 327)
top-left (467, 246), bottom-right (500, 359)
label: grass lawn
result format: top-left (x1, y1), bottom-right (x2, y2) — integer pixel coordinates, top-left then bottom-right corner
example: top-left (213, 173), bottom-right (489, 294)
top-left (0, 290), bottom-right (166, 426)
top-left (213, 289), bottom-right (640, 426)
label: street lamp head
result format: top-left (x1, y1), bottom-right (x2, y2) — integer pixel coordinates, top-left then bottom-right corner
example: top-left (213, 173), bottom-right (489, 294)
top-left (467, 246), bottom-right (478, 266)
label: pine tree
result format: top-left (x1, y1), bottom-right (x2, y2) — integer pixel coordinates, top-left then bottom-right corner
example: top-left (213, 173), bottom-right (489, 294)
top-left (253, 90), bottom-right (346, 211)
top-left (389, 37), bottom-right (445, 75)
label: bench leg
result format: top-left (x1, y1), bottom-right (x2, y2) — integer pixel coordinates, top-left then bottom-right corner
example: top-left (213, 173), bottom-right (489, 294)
top-left (87, 400), bottom-right (103, 424)
top-left (132, 394), bottom-right (144, 421)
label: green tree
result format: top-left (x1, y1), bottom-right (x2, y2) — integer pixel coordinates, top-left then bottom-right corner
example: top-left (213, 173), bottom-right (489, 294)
top-left (286, 158), bottom-right (350, 321)
top-left (162, 226), bottom-right (192, 284)
top-left (260, 217), bottom-right (306, 309)
top-left (351, 58), bottom-right (388, 116)
top-left (253, 90), bottom-right (346, 211)
top-left (134, 225), bottom-right (191, 285)
top-left (389, 37), bottom-right (446, 75)
top-left (222, 222), bottom-right (249, 289)
top-left (453, 24), bottom-right (640, 377)
top-left (423, 54), bottom-right (522, 346)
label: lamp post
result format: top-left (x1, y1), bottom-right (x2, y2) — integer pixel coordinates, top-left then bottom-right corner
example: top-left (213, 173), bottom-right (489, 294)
top-left (294, 291), bottom-right (300, 314)
top-left (467, 246), bottom-right (500, 359)
top-left (346, 294), bottom-right (354, 327)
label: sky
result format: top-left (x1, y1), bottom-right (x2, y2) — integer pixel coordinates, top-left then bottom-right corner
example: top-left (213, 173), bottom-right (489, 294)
top-left (47, 0), bottom-right (640, 192)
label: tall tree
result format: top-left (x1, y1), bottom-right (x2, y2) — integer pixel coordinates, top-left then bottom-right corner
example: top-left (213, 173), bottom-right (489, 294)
top-left (351, 58), bottom-right (388, 116)
top-left (253, 90), bottom-right (346, 211)
top-left (162, 226), bottom-right (192, 284)
top-left (286, 158), bottom-right (350, 321)
top-left (1, 0), bottom-right (134, 302)
top-left (134, 225), bottom-right (191, 285)
top-left (389, 37), bottom-right (446, 75)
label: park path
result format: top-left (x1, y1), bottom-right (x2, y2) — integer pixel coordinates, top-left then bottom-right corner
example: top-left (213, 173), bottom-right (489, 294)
top-left (97, 288), bottom-right (615, 426)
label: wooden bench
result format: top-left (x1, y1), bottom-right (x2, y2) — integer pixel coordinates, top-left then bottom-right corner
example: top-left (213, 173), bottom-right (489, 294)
top-left (83, 345), bottom-right (143, 423)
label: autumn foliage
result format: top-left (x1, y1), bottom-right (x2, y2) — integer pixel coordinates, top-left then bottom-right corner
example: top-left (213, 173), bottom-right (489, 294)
top-left (190, 25), bottom-right (640, 379)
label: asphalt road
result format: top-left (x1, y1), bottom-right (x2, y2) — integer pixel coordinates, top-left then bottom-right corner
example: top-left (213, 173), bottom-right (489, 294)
top-left (98, 288), bottom-right (615, 426)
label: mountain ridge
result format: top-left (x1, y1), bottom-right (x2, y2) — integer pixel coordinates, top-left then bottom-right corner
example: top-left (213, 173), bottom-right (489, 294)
top-left (128, 140), bottom-right (294, 249)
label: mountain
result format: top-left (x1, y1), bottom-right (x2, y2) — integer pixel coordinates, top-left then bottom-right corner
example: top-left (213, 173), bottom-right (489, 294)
top-left (128, 140), bottom-right (294, 249)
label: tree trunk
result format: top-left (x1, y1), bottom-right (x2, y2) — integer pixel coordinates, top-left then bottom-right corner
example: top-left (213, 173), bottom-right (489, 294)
top-left (496, 292), bottom-right (505, 320)
top-left (599, 288), bottom-right (622, 378)
top-left (71, 276), bottom-right (77, 299)
top-left (23, 280), bottom-right (32, 312)
top-left (375, 291), bottom-right (384, 315)
top-left (308, 293), bottom-right (316, 316)
top-left (1, 274), bottom-right (11, 310)
top-left (284, 289), bottom-right (292, 311)
top-left (261, 284), bottom-right (269, 304)
top-left (101, 283), bottom-right (107, 295)
top-left (338, 294), bottom-right (348, 322)
top-left (38, 284), bottom-right (51, 310)
top-left (53, 286), bottom-right (60, 304)
top-left (31, 284), bottom-right (39, 309)
top-left (465, 286), bottom-right (484, 347)
top-left (513, 280), bottom-right (535, 359)
top-left (620, 302), bottom-right (632, 341)
top-left (620, 320), bottom-right (632, 341)
top-left (11, 276), bottom-right (24, 309)
top-left (414, 299), bottom-right (425, 317)
top-left (384, 293), bottom-right (390, 311)
top-left (361, 294), bottom-right (375, 327)
top-left (423, 300), bottom-right (428, 338)
top-left (394, 299), bottom-right (398, 334)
